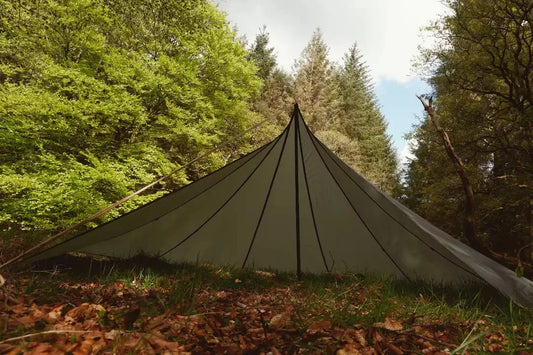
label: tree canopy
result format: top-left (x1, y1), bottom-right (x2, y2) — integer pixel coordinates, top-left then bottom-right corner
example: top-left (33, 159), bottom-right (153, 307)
top-left (1, 2), bottom-right (399, 244)
top-left (0, 0), bottom-right (260, 234)
top-left (404, 0), bottom-right (533, 259)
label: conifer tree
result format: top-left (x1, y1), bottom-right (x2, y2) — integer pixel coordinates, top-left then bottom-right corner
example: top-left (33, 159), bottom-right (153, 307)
top-left (247, 26), bottom-right (277, 81)
top-left (336, 44), bottom-right (398, 192)
top-left (293, 29), bottom-right (338, 131)
top-left (248, 27), bottom-right (293, 145)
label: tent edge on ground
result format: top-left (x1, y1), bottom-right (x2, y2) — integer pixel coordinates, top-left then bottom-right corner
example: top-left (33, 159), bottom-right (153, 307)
top-left (16, 104), bottom-right (533, 307)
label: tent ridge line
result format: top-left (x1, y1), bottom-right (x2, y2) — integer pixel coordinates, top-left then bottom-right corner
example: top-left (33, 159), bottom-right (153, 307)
top-left (296, 112), bottom-right (330, 272)
top-left (160, 127), bottom-right (288, 258)
top-left (304, 124), bottom-right (410, 280)
top-left (313, 138), bottom-right (482, 281)
top-left (241, 118), bottom-right (293, 269)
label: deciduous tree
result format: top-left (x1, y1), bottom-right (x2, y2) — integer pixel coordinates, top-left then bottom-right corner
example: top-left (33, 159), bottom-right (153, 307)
top-left (0, 0), bottom-right (260, 235)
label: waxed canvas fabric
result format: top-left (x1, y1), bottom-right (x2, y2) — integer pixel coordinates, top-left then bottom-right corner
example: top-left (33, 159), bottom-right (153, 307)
top-left (26, 106), bottom-right (533, 306)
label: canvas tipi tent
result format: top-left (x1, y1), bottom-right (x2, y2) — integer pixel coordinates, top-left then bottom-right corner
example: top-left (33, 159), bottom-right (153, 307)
top-left (24, 105), bottom-right (533, 306)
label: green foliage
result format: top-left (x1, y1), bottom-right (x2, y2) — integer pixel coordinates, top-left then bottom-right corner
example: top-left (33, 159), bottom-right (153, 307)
top-left (247, 26), bottom-right (277, 81)
top-left (247, 29), bottom-right (293, 147)
top-left (405, 0), bottom-right (533, 257)
top-left (0, 0), bottom-right (260, 236)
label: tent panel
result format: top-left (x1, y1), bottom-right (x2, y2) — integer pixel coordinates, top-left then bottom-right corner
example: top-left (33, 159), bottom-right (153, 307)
top-left (30, 137), bottom-right (280, 262)
top-left (244, 122), bottom-right (298, 271)
top-left (310, 136), bottom-right (478, 283)
top-left (297, 125), bottom-right (406, 277)
top-left (296, 147), bottom-right (330, 273)
top-left (310, 131), bottom-right (533, 305)
top-left (76, 132), bottom-right (290, 263)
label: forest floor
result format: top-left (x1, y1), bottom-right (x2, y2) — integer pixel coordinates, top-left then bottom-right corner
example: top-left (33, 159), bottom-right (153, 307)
top-left (0, 255), bottom-right (532, 354)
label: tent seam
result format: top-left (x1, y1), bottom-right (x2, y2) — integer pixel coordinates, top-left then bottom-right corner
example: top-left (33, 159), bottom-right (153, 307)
top-left (314, 138), bottom-right (482, 281)
top-left (296, 113), bottom-right (330, 272)
top-left (304, 122), bottom-right (411, 280)
top-left (241, 116), bottom-right (293, 269)
top-left (160, 126), bottom-right (289, 257)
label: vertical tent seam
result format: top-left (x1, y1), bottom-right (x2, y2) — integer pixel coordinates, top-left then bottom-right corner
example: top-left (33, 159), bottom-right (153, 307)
top-left (314, 138), bottom-right (482, 281)
top-left (294, 109), bottom-right (302, 279)
top-left (241, 118), bottom-right (292, 268)
top-left (304, 123), bottom-right (411, 280)
top-left (160, 127), bottom-right (289, 258)
top-left (296, 112), bottom-right (330, 272)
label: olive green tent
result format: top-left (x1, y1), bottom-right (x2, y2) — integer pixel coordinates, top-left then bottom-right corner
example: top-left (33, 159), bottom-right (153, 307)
top-left (26, 105), bottom-right (533, 306)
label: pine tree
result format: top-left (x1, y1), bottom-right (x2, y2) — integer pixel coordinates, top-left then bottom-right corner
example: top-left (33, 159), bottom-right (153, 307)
top-left (293, 29), bottom-right (338, 132)
top-left (247, 26), bottom-right (277, 81)
top-left (247, 27), bottom-right (293, 146)
top-left (336, 44), bottom-right (398, 192)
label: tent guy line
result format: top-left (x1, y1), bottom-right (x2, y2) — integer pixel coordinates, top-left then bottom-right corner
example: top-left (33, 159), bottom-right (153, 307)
top-left (0, 117), bottom-right (272, 270)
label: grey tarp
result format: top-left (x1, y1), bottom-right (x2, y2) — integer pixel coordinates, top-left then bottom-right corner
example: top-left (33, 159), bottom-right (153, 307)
top-left (25, 105), bottom-right (533, 306)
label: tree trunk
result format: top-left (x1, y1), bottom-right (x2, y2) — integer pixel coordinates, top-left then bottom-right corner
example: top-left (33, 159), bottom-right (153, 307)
top-left (416, 96), bottom-right (485, 252)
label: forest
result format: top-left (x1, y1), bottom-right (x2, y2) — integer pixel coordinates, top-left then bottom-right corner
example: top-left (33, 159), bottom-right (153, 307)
top-left (1, 0), bottom-right (530, 269)
top-left (0, 0), bottom-right (532, 353)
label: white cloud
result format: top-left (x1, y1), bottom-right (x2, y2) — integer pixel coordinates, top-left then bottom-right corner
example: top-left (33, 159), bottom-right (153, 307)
top-left (214, 0), bottom-right (447, 84)
top-left (399, 138), bottom-right (418, 169)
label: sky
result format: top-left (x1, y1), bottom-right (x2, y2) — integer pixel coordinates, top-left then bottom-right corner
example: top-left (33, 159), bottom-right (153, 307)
top-left (214, 0), bottom-right (448, 165)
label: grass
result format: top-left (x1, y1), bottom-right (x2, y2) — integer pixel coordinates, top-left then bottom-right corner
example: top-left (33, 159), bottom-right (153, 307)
top-left (2, 254), bottom-right (532, 353)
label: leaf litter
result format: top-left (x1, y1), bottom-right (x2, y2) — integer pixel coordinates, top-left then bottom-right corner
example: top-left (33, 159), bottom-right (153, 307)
top-left (0, 262), bottom-right (531, 354)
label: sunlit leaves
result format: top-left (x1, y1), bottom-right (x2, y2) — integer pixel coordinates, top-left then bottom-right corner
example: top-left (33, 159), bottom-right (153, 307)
top-left (0, 0), bottom-right (259, 235)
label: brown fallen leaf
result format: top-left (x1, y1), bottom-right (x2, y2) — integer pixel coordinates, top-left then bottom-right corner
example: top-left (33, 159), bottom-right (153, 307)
top-left (46, 305), bottom-right (64, 324)
top-left (488, 343), bottom-right (504, 353)
top-left (0, 344), bottom-right (13, 353)
top-left (269, 312), bottom-right (291, 330)
top-left (28, 342), bottom-right (54, 354)
top-left (386, 342), bottom-right (404, 354)
top-left (65, 303), bottom-right (105, 323)
top-left (336, 345), bottom-right (363, 355)
top-left (270, 345), bottom-right (282, 355)
top-left (307, 320), bottom-right (332, 335)
top-left (147, 334), bottom-right (184, 352)
top-left (384, 317), bottom-right (403, 331)
top-left (354, 329), bottom-right (367, 347)
top-left (372, 328), bottom-right (383, 342)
